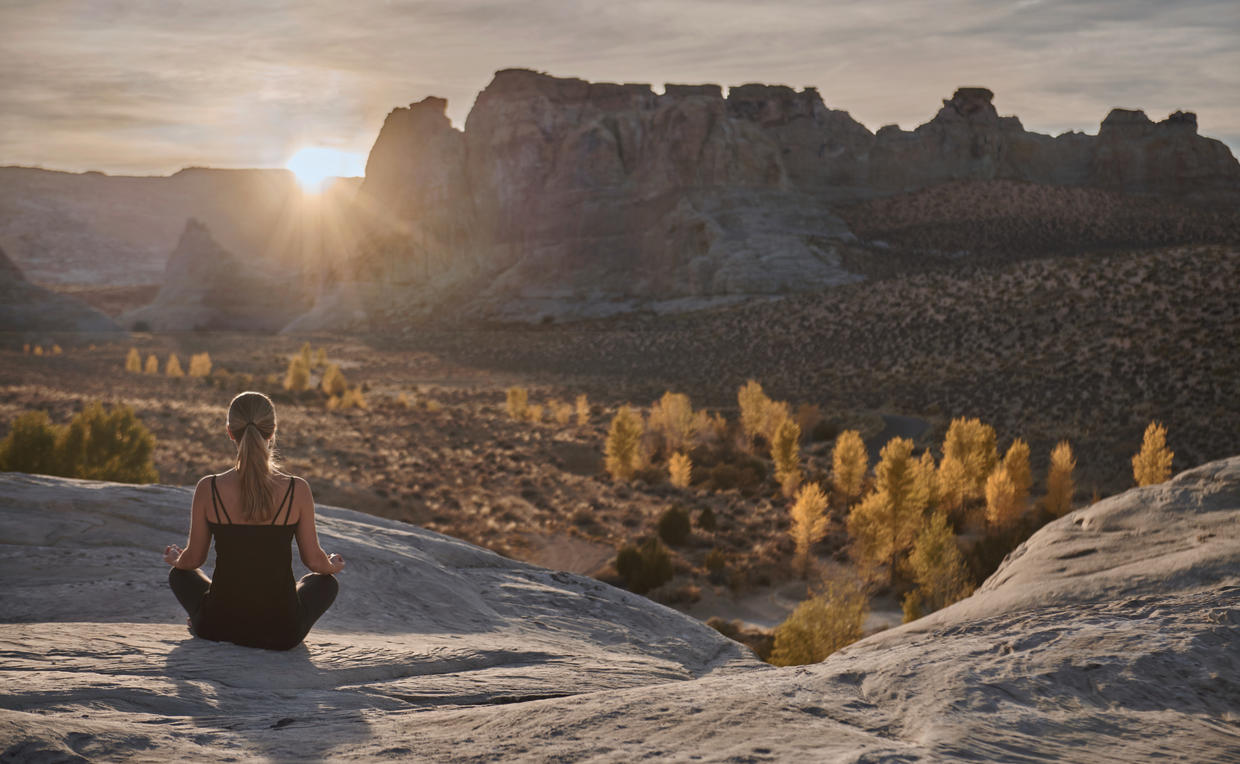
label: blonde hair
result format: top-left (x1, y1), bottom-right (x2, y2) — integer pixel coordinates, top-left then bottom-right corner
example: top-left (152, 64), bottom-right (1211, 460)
top-left (226, 391), bottom-right (280, 522)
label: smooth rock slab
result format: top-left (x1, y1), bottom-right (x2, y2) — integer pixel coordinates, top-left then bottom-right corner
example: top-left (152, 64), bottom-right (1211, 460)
top-left (1, 459), bottom-right (1239, 761)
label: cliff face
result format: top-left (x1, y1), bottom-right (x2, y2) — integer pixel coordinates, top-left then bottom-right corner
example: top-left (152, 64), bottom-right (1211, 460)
top-left (345, 70), bottom-right (1240, 322)
top-left (0, 246), bottom-right (120, 334)
top-left (120, 219), bottom-right (314, 332)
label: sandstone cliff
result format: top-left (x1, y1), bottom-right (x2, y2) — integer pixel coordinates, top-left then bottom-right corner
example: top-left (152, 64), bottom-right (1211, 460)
top-left (119, 219), bottom-right (315, 332)
top-left (0, 246), bottom-right (120, 334)
top-left (338, 70), bottom-right (1240, 324)
top-left (1, 457), bottom-right (1236, 760)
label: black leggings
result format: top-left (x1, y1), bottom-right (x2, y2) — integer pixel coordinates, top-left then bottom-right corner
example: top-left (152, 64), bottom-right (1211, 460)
top-left (168, 568), bottom-right (338, 648)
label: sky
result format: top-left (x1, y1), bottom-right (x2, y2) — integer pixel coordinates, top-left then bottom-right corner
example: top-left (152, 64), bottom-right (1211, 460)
top-left (2, 0), bottom-right (1238, 176)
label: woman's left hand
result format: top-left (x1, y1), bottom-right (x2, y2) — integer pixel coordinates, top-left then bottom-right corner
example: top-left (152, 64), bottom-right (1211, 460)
top-left (163, 544), bottom-right (182, 566)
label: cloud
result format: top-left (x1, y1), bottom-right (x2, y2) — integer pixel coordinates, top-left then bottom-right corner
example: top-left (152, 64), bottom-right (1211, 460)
top-left (1, 0), bottom-right (1236, 174)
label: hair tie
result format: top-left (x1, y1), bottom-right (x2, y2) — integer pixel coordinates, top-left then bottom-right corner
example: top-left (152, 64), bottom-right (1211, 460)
top-left (245, 422), bottom-right (258, 431)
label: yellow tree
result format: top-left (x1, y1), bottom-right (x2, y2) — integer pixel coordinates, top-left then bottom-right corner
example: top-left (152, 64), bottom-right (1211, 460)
top-left (649, 391), bottom-right (698, 455)
top-left (768, 578), bottom-right (868, 667)
top-left (165, 354), bottom-right (184, 377)
top-left (143, 354), bottom-right (159, 374)
top-left (575, 394), bottom-right (590, 427)
top-left (831, 430), bottom-right (868, 505)
top-left (187, 352), bottom-right (212, 377)
top-left (789, 482), bottom-right (830, 578)
top-left (283, 354), bottom-right (309, 392)
top-left (668, 452), bottom-right (692, 488)
top-left (604, 406), bottom-right (644, 481)
top-left (911, 449), bottom-right (938, 515)
top-left (1132, 421), bottom-right (1174, 486)
top-left (985, 466), bottom-right (1021, 531)
top-left (847, 437), bottom-right (921, 579)
top-left (124, 348), bottom-right (142, 373)
top-left (737, 379), bottom-right (770, 446)
top-left (505, 387), bottom-right (528, 420)
top-left (1045, 440), bottom-right (1076, 516)
top-left (902, 511), bottom-right (973, 623)
top-left (321, 363), bottom-right (348, 397)
top-left (1002, 438), bottom-right (1032, 509)
top-left (937, 454), bottom-right (969, 516)
top-left (772, 417), bottom-right (802, 497)
top-left (943, 417), bottom-right (998, 500)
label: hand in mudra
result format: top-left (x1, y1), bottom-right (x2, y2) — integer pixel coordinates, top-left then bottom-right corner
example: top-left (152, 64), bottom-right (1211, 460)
top-left (328, 553), bottom-right (345, 574)
top-left (163, 544), bottom-right (182, 566)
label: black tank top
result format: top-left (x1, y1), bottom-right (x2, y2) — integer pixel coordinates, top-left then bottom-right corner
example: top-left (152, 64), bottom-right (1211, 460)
top-left (194, 476), bottom-right (301, 650)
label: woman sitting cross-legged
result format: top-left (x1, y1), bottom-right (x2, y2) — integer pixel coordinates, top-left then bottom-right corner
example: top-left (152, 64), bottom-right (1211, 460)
top-left (165, 391), bottom-right (345, 650)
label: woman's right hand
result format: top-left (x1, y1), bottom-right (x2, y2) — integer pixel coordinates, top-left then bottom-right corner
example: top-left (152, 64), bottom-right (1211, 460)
top-left (327, 553), bottom-right (345, 574)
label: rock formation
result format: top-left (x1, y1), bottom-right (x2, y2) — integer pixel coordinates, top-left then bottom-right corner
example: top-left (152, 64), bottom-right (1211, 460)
top-left (119, 219), bottom-right (314, 332)
top-left (1, 456), bottom-right (1237, 760)
top-left (0, 245), bottom-right (120, 334)
top-left (338, 70), bottom-right (1240, 323)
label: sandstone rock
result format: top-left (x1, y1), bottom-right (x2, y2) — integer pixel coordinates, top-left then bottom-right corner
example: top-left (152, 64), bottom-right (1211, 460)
top-left (120, 219), bottom-right (314, 332)
top-left (1, 456), bottom-right (1236, 760)
top-left (336, 72), bottom-right (1239, 325)
top-left (0, 246), bottom-right (120, 334)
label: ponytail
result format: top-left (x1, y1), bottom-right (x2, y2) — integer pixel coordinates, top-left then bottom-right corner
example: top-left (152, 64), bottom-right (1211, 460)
top-left (226, 392), bottom-right (279, 522)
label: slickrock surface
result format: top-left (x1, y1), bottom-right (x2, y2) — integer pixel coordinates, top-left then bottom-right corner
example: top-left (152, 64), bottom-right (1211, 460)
top-left (2, 457), bottom-right (1238, 761)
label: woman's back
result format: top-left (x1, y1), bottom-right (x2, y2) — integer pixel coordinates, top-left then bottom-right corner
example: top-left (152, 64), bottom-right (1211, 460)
top-left (195, 474), bottom-right (302, 649)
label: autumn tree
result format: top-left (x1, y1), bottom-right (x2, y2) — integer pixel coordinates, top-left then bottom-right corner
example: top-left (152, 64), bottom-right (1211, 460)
top-left (143, 354), bottom-right (159, 375)
top-left (936, 454), bottom-right (969, 516)
top-left (942, 417), bottom-right (998, 500)
top-left (847, 437), bottom-right (923, 580)
top-left (1045, 440), bottom-right (1076, 516)
top-left (649, 391), bottom-right (704, 455)
top-left (283, 354), bottom-right (310, 392)
top-left (772, 417), bottom-right (803, 497)
top-left (505, 387), bottom-right (528, 420)
top-left (902, 511), bottom-right (973, 623)
top-left (165, 354), bottom-right (184, 377)
top-left (321, 363), bottom-right (348, 397)
top-left (789, 482), bottom-right (830, 577)
top-left (187, 352), bottom-right (212, 378)
top-left (1002, 438), bottom-right (1032, 508)
top-left (1132, 421), bottom-right (1174, 486)
top-left (605, 406), bottom-right (644, 481)
top-left (831, 429), bottom-right (868, 505)
top-left (768, 577), bottom-right (868, 666)
top-left (124, 348), bottom-right (142, 373)
top-left (984, 466), bottom-right (1021, 531)
top-left (737, 379), bottom-right (770, 446)
top-left (668, 452), bottom-right (692, 488)
top-left (911, 449), bottom-right (938, 514)
top-left (575, 394), bottom-right (590, 427)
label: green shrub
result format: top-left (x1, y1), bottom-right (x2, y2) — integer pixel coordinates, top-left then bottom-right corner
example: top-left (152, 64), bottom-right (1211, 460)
top-left (615, 537), bottom-right (674, 594)
top-left (0, 404), bottom-right (157, 483)
top-left (0, 411), bottom-right (61, 475)
top-left (56, 403), bottom-right (158, 483)
top-left (657, 505), bottom-right (692, 546)
top-left (697, 505), bottom-right (717, 532)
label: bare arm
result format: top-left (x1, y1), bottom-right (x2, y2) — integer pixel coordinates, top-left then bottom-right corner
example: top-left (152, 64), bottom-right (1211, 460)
top-left (164, 477), bottom-right (212, 569)
top-left (293, 478), bottom-right (345, 575)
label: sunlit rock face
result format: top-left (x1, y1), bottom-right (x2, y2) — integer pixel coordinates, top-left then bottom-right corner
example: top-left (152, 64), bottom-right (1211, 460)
top-left (119, 219), bottom-right (314, 332)
top-left (1, 457), bottom-right (1236, 761)
top-left (0, 246), bottom-right (119, 334)
top-left (342, 71), bottom-right (1239, 323)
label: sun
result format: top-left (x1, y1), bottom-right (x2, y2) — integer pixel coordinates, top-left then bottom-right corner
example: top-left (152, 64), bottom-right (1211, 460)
top-left (284, 147), bottom-right (365, 193)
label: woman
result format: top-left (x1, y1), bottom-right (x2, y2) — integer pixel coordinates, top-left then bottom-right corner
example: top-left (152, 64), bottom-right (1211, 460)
top-left (164, 391), bottom-right (345, 650)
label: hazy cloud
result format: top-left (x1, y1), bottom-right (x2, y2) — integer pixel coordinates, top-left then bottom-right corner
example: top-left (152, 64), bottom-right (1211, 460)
top-left (2, 0), bottom-right (1236, 174)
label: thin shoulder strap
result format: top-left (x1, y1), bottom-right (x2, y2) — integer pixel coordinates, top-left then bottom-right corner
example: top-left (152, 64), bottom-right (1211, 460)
top-left (210, 475), bottom-right (233, 524)
top-left (271, 477), bottom-right (295, 525)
